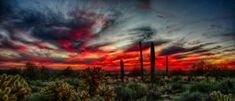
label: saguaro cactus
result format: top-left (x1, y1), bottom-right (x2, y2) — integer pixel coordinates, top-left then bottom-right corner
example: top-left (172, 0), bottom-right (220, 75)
top-left (120, 59), bottom-right (124, 82)
top-left (139, 41), bottom-right (144, 81)
top-left (166, 55), bottom-right (169, 76)
top-left (150, 42), bottom-right (155, 83)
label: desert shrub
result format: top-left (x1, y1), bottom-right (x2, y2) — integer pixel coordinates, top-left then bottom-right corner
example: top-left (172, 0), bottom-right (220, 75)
top-left (146, 86), bottom-right (161, 101)
top-left (189, 81), bottom-right (212, 93)
top-left (115, 84), bottom-right (135, 101)
top-left (64, 78), bottom-right (81, 87)
top-left (176, 91), bottom-right (208, 101)
top-left (28, 80), bottom-right (47, 92)
top-left (172, 76), bottom-right (183, 82)
top-left (128, 68), bottom-right (142, 77)
top-left (77, 89), bottom-right (89, 101)
top-left (77, 68), bottom-right (116, 100)
top-left (80, 67), bottom-right (105, 97)
top-left (157, 77), bottom-right (167, 86)
top-left (40, 81), bottom-right (78, 101)
top-left (127, 83), bottom-right (147, 98)
top-left (60, 67), bottom-right (78, 77)
top-left (189, 79), bottom-right (235, 94)
top-left (115, 83), bottom-right (147, 101)
top-left (25, 93), bottom-right (46, 101)
top-left (146, 92), bottom-right (161, 101)
top-left (96, 84), bottom-right (116, 101)
top-left (89, 96), bottom-right (105, 101)
top-left (0, 74), bottom-right (31, 101)
top-left (209, 91), bottom-right (232, 101)
top-left (170, 82), bottom-right (184, 93)
top-left (213, 79), bottom-right (234, 94)
top-left (158, 85), bottom-right (172, 94)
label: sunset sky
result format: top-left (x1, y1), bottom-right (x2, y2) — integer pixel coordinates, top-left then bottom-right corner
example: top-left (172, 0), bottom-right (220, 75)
top-left (0, 0), bottom-right (234, 70)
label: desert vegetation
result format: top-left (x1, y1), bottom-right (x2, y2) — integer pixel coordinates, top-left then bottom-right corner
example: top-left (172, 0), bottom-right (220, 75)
top-left (0, 64), bottom-right (235, 101)
top-left (0, 42), bottom-right (235, 101)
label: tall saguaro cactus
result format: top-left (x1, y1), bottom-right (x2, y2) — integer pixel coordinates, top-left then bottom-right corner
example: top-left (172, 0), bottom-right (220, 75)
top-left (150, 42), bottom-right (155, 83)
top-left (166, 55), bottom-right (169, 76)
top-left (120, 59), bottom-right (124, 82)
top-left (139, 41), bottom-right (144, 81)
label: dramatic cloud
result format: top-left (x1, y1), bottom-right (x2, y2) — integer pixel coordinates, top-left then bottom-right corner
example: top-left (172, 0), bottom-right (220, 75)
top-left (0, 0), bottom-right (234, 70)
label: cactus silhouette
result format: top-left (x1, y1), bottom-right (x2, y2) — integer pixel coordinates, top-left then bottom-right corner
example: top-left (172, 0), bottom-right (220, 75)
top-left (150, 42), bottom-right (155, 83)
top-left (120, 59), bottom-right (125, 82)
top-left (166, 55), bottom-right (169, 76)
top-left (139, 41), bottom-right (144, 81)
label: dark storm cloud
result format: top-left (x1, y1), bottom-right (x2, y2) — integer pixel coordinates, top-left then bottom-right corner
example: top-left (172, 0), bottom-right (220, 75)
top-left (125, 39), bottom-right (170, 52)
top-left (193, 45), bottom-right (222, 53)
top-left (0, 0), bottom-right (12, 21)
top-left (33, 27), bottom-right (71, 41)
top-left (207, 32), bottom-right (235, 38)
top-left (159, 42), bottom-right (215, 56)
top-left (0, 0), bottom-right (124, 52)
top-left (129, 26), bottom-right (155, 41)
top-left (159, 46), bottom-right (189, 56)
top-left (224, 48), bottom-right (235, 52)
top-left (172, 54), bottom-right (187, 59)
top-left (0, 38), bottom-right (27, 50)
top-left (221, 32), bottom-right (235, 37)
top-left (206, 32), bottom-right (235, 43)
top-left (139, 0), bottom-right (151, 10)
top-left (0, 40), bottom-right (17, 49)
top-left (219, 32), bottom-right (235, 40)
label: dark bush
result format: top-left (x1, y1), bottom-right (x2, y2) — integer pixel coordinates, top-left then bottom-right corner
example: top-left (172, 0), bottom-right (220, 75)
top-left (189, 82), bottom-right (212, 93)
top-left (115, 83), bottom-right (147, 101)
top-left (115, 84), bottom-right (134, 101)
top-left (172, 76), bottom-right (183, 82)
top-left (146, 84), bottom-right (161, 100)
top-left (213, 79), bottom-right (235, 94)
top-left (176, 91), bottom-right (208, 101)
top-left (127, 83), bottom-right (147, 99)
top-left (171, 82), bottom-right (184, 93)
